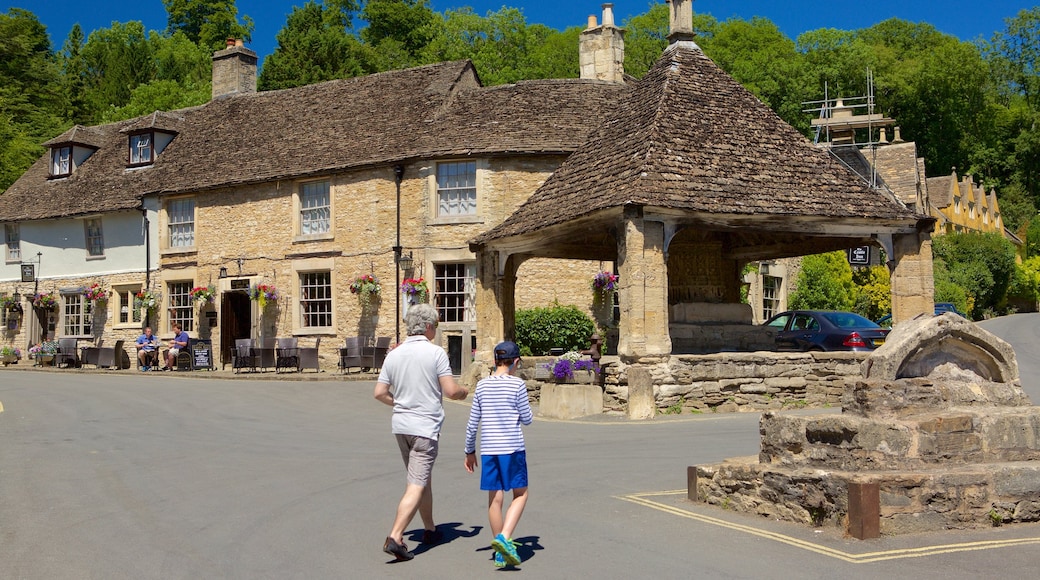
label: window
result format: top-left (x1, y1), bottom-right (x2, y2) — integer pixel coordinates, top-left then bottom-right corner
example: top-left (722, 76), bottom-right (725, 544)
top-left (167, 198), bottom-right (195, 248)
top-left (437, 161), bottom-right (477, 216)
top-left (167, 282), bottom-right (193, 332)
top-left (300, 180), bottom-right (331, 235)
top-left (52, 146), bottom-right (71, 176)
top-left (762, 276), bottom-right (781, 321)
top-left (62, 293), bottom-right (92, 336)
top-left (116, 286), bottom-right (142, 325)
top-left (130, 133), bottom-right (153, 164)
top-left (300, 271), bottom-right (332, 328)
top-left (5, 224), bottom-right (19, 262)
top-left (434, 263), bottom-right (475, 323)
top-left (84, 218), bottom-right (104, 257)
top-left (1, 294), bottom-right (8, 330)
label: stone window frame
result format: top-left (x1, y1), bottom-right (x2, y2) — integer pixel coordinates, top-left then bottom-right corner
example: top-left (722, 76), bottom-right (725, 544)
top-left (433, 262), bottom-right (476, 323)
top-left (429, 159), bottom-right (485, 225)
top-left (291, 257), bottom-right (336, 336)
top-left (113, 283), bottom-right (144, 329)
top-left (293, 178), bottom-right (334, 242)
top-left (166, 280), bottom-right (195, 334)
top-left (161, 196), bottom-right (197, 254)
top-left (61, 292), bottom-right (93, 338)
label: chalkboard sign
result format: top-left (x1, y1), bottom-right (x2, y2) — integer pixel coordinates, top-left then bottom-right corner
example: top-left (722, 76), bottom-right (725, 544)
top-left (192, 340), bottom-right (213, 370)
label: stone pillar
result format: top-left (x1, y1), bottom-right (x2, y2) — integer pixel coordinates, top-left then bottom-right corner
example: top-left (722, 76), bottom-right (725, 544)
top-left (889, 231), bottom-right (934, 325)
top-left (617, 205), bottom-right (671, 358)
top-left (627, 365), bottom-right (655, 420)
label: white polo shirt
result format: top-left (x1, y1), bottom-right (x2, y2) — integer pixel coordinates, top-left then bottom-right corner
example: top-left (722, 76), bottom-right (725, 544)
top-left (376, 334), bottom-right (454, 440)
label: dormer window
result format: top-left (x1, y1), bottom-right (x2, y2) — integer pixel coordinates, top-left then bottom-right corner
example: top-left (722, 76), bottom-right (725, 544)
top-left (51, 146), bottom-right (71, 177)
top-left (129, 133), bottom-right (153, 165)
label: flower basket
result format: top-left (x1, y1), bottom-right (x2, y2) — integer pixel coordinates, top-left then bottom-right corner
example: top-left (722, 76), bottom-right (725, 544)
top-left (31, 292), bottom-right (58, 310)
top-left (0, 295), bottom-right (19, 311)
top-left (189, 285), bottom-right (216, 304)
top-left (545, 351), bottom-right (600, 383)
top-left (84, 283), bottom-right (108, 303)
top-left (591, 271), bottom-right (618, 304)
top-left (134, 290), bottom-right (161, 311)
top-left (349, 274), bottom-right (381, 307)
top-left (1, 345), bottom-right (22, 365)
top-left (249, 283), bottom-right (278, 310)
top-left (400, 277), bottom-right (429, 303)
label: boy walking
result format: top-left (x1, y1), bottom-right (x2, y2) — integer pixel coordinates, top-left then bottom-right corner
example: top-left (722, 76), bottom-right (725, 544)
top-left (464, 341), bottom-right (533, 568)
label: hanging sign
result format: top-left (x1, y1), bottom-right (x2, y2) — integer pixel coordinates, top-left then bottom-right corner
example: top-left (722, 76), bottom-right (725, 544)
top-left (848, 246), bottom-right (871, 266)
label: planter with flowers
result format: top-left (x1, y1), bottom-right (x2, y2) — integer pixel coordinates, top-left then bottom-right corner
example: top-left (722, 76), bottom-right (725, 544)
top-left (1, 345), bottom-right (22, 366)
top-left (134, 290), bottom-right (161, 313)
top-left (249, 283), bottom-right (278, 311)
top-left (591, 271), bottom-right (618, 305)
top-left (32, 292), bottom-right (58, 311)
top-left (349, 274), bottom-right (381, 308)
top-left (400, 277), bottom-right (429, 304)
top-left (545, 350), bottom-right (600, 384)
top-left (190, 285), bottom-right (216, 305)
top-left (1, 295), bottom-right (21, 312)
top-left (84, 283), bottom-right (108, 304)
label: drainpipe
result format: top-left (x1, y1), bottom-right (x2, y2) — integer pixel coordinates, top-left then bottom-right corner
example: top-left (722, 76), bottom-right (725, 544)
top-left (142, 208), bottom-right (151, 328)
top-left (393, 165), bottom-right (405, 344)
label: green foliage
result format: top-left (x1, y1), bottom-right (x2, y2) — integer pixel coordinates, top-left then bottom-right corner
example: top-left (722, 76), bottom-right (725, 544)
top-left (514, 302), bottom-right (595, 356)
top-left (788, 251), bottom-right (857, 311)
top-left (932, 257), bottom-right (972, 316)
top-left (163, 0), bottom-right (254, 51)
top-left (1027, 218), bottom-right (1040, 258)
top-left (851, 265), bottom-right (891, 321)
top-left (1008, 256), bottom-right (1040, 304)
top-left (933, 232), bottom-right (1017, 317)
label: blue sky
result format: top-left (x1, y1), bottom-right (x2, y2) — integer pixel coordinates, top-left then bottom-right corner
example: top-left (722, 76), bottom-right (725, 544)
top-left (13, 0), bottom-right (1035, 67)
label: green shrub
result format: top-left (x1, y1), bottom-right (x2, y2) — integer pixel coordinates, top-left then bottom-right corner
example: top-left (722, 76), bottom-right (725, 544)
top-left (515, 302), bottom-right (595, 356)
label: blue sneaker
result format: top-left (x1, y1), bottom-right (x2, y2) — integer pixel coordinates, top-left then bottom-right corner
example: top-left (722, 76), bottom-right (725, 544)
top-left (493, 552), bottom-right (506, 568)
top-left (491, 533), bottom-right (520, 566)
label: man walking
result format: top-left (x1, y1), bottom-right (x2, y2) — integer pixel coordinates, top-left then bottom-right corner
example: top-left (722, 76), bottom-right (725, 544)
top-left (374, 304), bottom-right (468, 561)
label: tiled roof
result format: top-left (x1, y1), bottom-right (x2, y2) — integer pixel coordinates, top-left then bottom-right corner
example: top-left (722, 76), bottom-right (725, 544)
top-left (474, 42), bottom-right (920, 245)
top-left (1, 60), bottom-right (627, 222)
top-left (926, 175), bottom-right (953, 208)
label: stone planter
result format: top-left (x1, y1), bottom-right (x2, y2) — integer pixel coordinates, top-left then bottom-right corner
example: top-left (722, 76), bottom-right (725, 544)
top-left (2, 354), bottom-right (18, 366)
top-left (556, 369), bottom-right (596, 384)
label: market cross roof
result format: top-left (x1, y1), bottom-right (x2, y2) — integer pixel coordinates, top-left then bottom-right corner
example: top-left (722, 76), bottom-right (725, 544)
top-left (472, 41), bottom-right (924, 246)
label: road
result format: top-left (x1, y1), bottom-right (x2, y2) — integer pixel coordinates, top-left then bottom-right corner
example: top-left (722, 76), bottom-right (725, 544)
top-left (0, 313), bottom-right (1037, 579)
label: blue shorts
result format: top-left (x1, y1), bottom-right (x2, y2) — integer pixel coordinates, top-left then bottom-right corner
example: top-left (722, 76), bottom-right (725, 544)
top-left (480, 451), bottom-right (528, 491)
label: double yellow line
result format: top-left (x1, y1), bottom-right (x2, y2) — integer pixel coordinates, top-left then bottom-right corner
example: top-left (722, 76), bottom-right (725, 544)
top-left (617, 490), bottom-right (1040, 563)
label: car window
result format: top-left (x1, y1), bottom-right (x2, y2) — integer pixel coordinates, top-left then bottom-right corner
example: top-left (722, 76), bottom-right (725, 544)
top-left (766, 314), bottom-right (791, 329)
top-left (792, 314), bottom-right (818, 331)
top-left (822, 312), bottom-right (877, 328)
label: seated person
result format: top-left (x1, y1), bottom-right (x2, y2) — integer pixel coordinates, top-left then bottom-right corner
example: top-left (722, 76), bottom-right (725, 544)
top-left (164, 323), bottom-right (190, 370)
top-left (135, 326), bottom-right (160, 370)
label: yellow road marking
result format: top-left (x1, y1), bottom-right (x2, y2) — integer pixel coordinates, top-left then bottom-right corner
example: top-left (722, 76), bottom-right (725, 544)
top-left (617, 490), bottom-right (1040, 563)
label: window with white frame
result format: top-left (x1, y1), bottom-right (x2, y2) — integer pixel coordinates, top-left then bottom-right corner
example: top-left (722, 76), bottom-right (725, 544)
top-left (116, 286), bottom-right (143, 325)
top-left (300, 271), bottom-right (332, 328)
top-left (167, 281), bottom-right (193, 332)
top-left (434, 263), bottom-right (475, 323)
top-left (62, 293), bottom-right (92, 336)
top-left (5, 224), bottom-right (20, 262)
top-left (1, 294), bottom-right (8, 329)
top-left (167, 198), bottom-right (195, 248)
top-left (762, 275), bottom-right (781, 321)
top-left (129, 133), bottom-right (153, 164)
top-left (84, 218), bottom-right (104, 257)
top-left (52, 146), bottom-right (71, 176)
top-left (436, 161), bottom-right (477, 216)
top-left (300, 180), bottom-right (331, 235)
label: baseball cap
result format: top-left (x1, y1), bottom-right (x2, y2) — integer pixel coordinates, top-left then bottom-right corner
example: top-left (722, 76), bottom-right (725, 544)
top-left (493, 341), bottom-right (521, 360)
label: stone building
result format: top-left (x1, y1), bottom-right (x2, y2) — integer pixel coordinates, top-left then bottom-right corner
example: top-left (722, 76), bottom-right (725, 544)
top-left (0, 9), bottom-right (631, 372)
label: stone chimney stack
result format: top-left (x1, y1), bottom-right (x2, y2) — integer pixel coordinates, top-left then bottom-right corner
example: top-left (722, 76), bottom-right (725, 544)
top-left (579, 4), bottom-right (625, 83)
top-left (668, 0), bottom-right (696, 43)
top-left (212, 39), bottom-right (257, 99)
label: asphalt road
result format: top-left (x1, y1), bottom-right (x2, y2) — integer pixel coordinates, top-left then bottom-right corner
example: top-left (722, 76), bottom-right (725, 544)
top-left (0, 313), bottom-right (1038, 579)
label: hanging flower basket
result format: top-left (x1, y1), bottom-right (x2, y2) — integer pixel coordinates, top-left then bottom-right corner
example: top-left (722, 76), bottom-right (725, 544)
top-left (31, 292), bottom-right (58, 310)
top-left (400, 277), bottom-right (429, 303)
top-left (591, 271), bottom-right (618, 304)
top-left (134, 290), bottom-right (161, 311)
top-left (350, 274), bottom-right (381, 307)
top-left (0, 295), bottom-right (20, 311)
top-left (249, 283), bottom-right (278, 310)
top-left (189, 285), bottom-right (216, 304)
top-left (84, 283), bottom-right (108, 303)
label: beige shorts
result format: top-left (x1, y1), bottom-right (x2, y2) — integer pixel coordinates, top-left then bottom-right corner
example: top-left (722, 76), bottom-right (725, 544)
top-left (395, 434), bottom-right (439, 487)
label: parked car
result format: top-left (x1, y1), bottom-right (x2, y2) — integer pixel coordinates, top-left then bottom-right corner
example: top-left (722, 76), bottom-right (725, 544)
top-left (763, 310), bottom-right (890, 352)
top-left (875, 303), bottom-right (967, 327)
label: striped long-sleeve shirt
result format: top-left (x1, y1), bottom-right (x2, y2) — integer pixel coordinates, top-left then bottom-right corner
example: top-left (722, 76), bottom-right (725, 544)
top-left (464, 374), bottom-right (533, 455)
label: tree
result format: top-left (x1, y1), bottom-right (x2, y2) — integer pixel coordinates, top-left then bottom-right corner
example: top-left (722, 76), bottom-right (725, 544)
top-left (360, 0), bottom-right (438, 67)
top-left (1026, 217), bottom-right (1040, 258)
top-left (851, 265), bottom-right (890, 321)
top-left (259, 0), bottom-right (370, 90)
top-left (163, 0), bottom-right (253, 51)
top-left (932, 232), bottom-right (1017, 317)
top-left (788, 251), bottom-right (857, 311)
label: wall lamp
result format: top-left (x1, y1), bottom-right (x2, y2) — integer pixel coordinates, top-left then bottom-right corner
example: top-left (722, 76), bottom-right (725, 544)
top-left (397, 251), bottom-right (414, 272)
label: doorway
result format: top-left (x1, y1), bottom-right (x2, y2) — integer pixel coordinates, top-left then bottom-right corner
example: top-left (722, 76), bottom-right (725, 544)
top-left (220, 291), bottom-right (251, 366)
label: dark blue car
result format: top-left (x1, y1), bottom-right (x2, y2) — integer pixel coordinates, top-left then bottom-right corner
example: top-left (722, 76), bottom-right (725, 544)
top-left (763, 310), bottom-right (890, 352)
top-left (875, 303), bottom-right (966, 327)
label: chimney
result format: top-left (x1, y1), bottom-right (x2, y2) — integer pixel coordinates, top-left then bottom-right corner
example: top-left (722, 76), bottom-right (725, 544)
top-left (879, 127), bottom-right (887, 143)
top-left (893, 126), bottom-right (904, 143)
top-left (668, 0), bottom-right (696, 43)
top-left (579, 4), bottom-right (625, 83)
top-left (211, 40), bottom-right (257, 99)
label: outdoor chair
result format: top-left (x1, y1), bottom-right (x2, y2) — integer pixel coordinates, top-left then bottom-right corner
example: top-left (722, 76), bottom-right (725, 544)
top-left (297, 336), bottom-right (321, 373)
top-left (275, 337), bottom-right (299, 372)
top-left (97, 339), bottom-right (127, 369)
top-left (232, 338), bottom-right (256, 373)
top-left (369, 336), bottom-right (391, 372)
top-left (80, 338), bottom-right (103, 368)
top-left (252, 338), bottom-right (277, 372)
top-left (338, 336), bottom-right (364, 374)
top-left (56, 338), bottom-right (80, 368)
